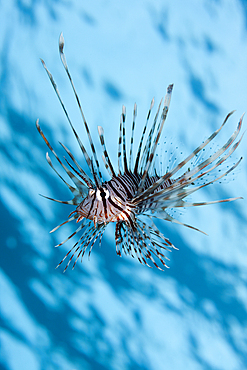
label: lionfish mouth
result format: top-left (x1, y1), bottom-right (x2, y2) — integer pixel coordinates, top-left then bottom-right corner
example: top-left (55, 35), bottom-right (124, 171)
top-left (36, 33), bottom-right (244, 272)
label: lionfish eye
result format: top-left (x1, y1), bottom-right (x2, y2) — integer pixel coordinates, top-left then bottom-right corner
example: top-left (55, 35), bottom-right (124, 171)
top-left (88, 189), bottom-right (95, 197)
top-left (96, 187), bottom-right (110, 201)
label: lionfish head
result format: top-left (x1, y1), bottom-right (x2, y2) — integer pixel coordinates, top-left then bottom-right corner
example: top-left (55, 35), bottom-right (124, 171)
top-left (76, 186), bottom-right (110, 224)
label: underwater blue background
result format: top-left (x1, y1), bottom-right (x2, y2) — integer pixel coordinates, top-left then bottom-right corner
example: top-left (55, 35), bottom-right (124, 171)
top-left (1, 1), bottom-right (247, 369)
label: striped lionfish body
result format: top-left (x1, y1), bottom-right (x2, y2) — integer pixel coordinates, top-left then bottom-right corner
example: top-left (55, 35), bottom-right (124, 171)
top-left (37, 34), bottom-right (244, 271)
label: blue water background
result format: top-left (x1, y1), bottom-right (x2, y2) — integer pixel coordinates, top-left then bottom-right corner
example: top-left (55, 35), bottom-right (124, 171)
top-left (1, 1), bottom-right (247, 369)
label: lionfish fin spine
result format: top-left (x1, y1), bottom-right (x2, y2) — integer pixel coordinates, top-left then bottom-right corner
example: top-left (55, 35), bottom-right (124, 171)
top-left (45, 152), bottom-right (78, 194)
top-left (62, 157), bottom-right (89, 196)
top-left (136, 84), bottom-right (173, 195)
top-left (55, 222), bottom-right (85, 248)
top-left (129, 103), bottom-right (137, 171)
top-left (36, 120), bottom-right (86, 196)
top-left (153, 211), bottom-right (208, 235)
top-left (181, 131), bottom-right (243, 186)
top-left (188, 113), bottom-right (243, 178)
top-left (50, 214), bottom-right (78, 233)
top-left (139, 97), bottom-right (163, 173)
top-left (97, 125), bottom-right (116, 177)
top-left (118, 112), bottom-right (124, 174)
top-left (39, 193), bottom-right (75, 205)
top-left (90, 156), bottom-right (101, 188)
top-left (174, 197), bottom-right (243, 208)
top-left (134, 97), bottom-right (155, 175)
top-left (40, 59), bottom-right (98, 185)
top-left (121, 105), bottom-right (128, 172)
top-left (59, 141), bottom-right (93, 187)
top-left (58, 33), bottom-right (103, 185)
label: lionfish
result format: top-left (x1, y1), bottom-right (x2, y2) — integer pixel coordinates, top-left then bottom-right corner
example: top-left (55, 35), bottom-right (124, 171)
top-left (37, 34), bottom-right (244, 271)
